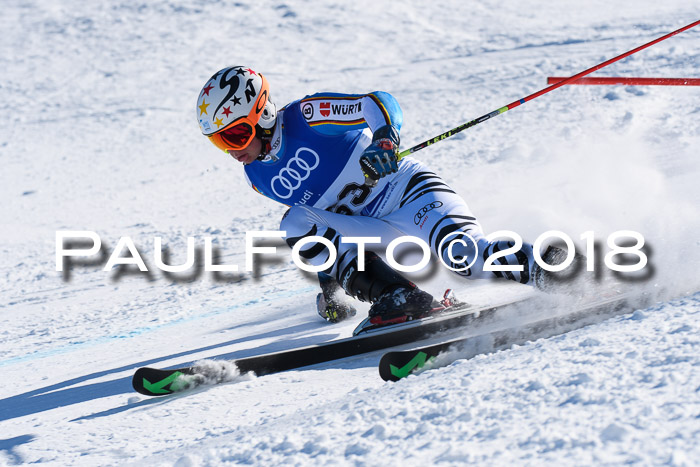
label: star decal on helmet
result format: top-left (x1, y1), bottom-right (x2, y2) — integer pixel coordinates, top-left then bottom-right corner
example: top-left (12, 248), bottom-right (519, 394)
top-left (198, 99), bottom-right (209, 116)
top-left (231, 95), bottom-right (242, 106)
top-left (222, 106), bottom-right (232, 117)
top-left (202, 83), bottom-right (214, 96)
top-left (235, 67), bottom-right (246, 76)
top-left (214, 117), bottom-right (224, 128)
top-left (246, 68), bottom-right (257, 76)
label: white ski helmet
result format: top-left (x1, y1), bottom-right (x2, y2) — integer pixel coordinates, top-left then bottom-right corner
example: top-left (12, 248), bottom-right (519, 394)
top-left (196, 66), bottom-right (276, 151)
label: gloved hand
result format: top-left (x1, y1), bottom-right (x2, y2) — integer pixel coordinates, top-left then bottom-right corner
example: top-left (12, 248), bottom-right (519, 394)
top-left (359, 125), bottom-right (400, 186)
top-left (316, 293), bottom-right (357, 323)
top-left (316, 272), bottom-right (357, 323)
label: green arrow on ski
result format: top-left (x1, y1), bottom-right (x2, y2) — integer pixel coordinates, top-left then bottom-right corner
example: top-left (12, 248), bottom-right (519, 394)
top-left (389, 351), bottom-right (433, 379)
top-left (142, 371), bottom-right (184, 395)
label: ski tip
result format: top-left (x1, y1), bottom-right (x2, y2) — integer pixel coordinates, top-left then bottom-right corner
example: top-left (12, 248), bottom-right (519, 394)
top-left (378, 354), bottom-right (404, 382)
top-left (132, 367), bottom-right (197, 396)
top-left (132, 367), bottom-right (173, 396)
top-left (378, 350), bottom-right (433, 382)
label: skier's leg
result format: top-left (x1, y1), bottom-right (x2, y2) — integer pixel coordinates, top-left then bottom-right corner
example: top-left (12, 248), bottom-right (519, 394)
top-left (280, 204), bottom-right (399, 282)
top-left (280, 205), bottom-right (437, 320)
top-left (380, 163), bottom-right (538, 285)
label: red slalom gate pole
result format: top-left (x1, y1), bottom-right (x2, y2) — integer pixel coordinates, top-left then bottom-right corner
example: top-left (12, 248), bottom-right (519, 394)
top-left (547, 77), bottom-right (700, 86)
top-left (397, 19), bottom-right (700, 159)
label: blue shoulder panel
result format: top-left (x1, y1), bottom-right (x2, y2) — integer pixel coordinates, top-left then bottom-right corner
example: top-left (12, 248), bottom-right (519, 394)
top-left (367, 91), bottom-right (403, 131)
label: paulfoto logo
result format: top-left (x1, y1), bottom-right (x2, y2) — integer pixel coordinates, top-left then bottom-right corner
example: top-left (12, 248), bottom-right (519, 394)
top-left (55, 229), bottom-right (650, 280)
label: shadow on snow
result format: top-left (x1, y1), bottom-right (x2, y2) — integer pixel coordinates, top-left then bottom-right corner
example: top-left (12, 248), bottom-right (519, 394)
top-left (0, 435), bottom-right (36, 465)
top-left (0, 322), bottom-right (358, 423)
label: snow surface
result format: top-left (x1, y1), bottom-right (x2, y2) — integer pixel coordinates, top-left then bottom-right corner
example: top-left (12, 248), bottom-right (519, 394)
top-left (1, 0), bottom-right (699, 465)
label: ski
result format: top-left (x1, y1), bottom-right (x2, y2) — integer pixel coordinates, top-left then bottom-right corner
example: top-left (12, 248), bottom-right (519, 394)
top-left (132, 295), bottom-right (529, 396)
top-left (378, 291), bottom-right (644, 382)
top-left (133, 366), bottom-right (201, 395)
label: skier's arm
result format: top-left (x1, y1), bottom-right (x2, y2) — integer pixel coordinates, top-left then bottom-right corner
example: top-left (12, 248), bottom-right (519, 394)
top-left (361, 91), bottom-right (403, 134)
top-left (299, 92), bottom-right (403, 185)
top-left (298, 92), bottom-right (403, 136)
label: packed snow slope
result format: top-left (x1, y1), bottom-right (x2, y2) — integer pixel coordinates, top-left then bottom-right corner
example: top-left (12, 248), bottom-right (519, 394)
top-left (1, 0), bottom-right (699, 465)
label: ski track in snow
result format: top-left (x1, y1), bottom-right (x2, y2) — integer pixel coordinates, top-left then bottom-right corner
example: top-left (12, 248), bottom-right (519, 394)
top-left (1, 0), bottom-right (699, 464)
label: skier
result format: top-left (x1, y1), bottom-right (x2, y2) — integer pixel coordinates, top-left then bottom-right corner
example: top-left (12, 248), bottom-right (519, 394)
top-left (197, 66), bottom-right (567, 327)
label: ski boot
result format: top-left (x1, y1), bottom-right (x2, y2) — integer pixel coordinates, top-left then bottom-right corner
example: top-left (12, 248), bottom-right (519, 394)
top-left (367, 285), bottom-right (441, 325)
top-left (338, 251), bottom-right (441, 329)
top-left (368, 287), bottom-right (466, 326)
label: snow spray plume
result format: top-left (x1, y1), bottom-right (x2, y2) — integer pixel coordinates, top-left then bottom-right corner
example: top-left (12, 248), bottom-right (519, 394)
top-left (172, 360), bottom-right (254, 391)
top-left (399, 18), bottom-right (700, 304)
top-left (393, 19), bottom-right (700, 164)
top-left (484, 131), bottom-right (700, 304)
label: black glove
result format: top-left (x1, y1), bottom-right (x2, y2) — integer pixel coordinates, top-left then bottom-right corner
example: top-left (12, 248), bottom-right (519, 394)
top-left (359, 125), bottom-right (400, 186)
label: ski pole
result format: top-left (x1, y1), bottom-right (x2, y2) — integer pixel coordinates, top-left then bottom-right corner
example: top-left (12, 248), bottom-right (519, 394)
top-left (397, 19), bottom-right (700, 160)
top-left (547, 77), bottom-right (700, 86)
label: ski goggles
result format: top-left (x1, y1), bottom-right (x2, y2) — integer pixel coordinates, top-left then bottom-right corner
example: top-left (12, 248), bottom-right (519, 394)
top-left (207, 120), bottom-right (257, 151)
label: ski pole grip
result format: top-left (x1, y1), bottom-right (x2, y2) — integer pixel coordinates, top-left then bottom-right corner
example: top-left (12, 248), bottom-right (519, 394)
top-left (363, 175), bottom-right (378, 187)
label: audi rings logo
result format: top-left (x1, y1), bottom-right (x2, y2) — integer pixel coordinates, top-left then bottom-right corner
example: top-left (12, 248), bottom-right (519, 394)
top-left (271, 148), bottom-right (320, 200)
top-left (414, 201), bottom-right (443, 224)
